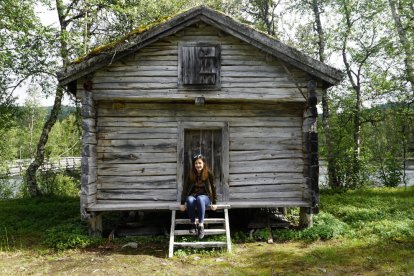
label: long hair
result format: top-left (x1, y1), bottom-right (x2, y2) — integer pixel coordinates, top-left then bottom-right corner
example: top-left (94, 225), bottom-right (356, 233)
top-left (189, 155), bottom-right (210, 182)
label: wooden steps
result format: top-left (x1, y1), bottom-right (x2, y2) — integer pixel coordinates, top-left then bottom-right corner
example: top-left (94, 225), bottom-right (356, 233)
top-left (174, 241), bottom-right (227, 248)
top-left (168, 205), bottom-right (231, 257)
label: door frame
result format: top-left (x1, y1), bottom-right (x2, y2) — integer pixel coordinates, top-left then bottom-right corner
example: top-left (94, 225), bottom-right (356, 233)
top-left (177, 121), bottom-right (229, 203)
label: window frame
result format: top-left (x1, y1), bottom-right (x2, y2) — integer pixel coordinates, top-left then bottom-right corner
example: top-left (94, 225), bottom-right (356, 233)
top-left (177, 42), bottom-right (221, 90)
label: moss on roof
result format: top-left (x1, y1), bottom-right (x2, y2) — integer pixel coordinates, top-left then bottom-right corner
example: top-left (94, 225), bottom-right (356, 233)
top-left (70, 5), bottom-right (265, 65)
top-left (72, 18), bottom-right (168, 64)
top-left (72, 14), bottom-right (174, 64)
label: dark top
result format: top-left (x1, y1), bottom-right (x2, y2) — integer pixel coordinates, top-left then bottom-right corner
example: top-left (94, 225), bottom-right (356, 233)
top-left (180, 171), bottom-right (217, 205)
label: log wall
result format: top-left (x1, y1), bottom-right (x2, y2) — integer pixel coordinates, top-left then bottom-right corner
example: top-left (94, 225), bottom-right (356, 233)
top-left (87, 24), bottom-right (319, 103)
top-left (95, 102), bottom-right (307, 205)
top-left (77, 22), bottom-right (319, 209)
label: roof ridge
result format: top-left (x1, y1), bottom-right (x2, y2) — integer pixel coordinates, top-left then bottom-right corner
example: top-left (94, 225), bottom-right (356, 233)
top-left (58, 6), bottom-right (343, 87)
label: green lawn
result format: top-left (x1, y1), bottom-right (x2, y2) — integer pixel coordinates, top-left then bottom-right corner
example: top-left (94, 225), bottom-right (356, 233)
top-left (1, 187), bottom-right (413, 275)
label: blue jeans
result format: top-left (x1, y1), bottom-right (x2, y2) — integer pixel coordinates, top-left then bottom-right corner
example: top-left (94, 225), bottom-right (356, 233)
top-left (186, 195), bottom-right (211, 224)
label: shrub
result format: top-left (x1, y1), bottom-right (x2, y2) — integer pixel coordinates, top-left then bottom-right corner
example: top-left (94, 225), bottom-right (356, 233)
top-left (42, 219), bottom-right (100, 250)
top-left (274, 212), bottom-right (349, 242)
top-left (37, 170), bottom-right (80, 197)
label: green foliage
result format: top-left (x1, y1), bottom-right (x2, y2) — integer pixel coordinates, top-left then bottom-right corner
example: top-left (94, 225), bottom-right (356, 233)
top-left (274, 212), bottom-right (349, 242)
top-left (36, 170), bottom-right (80, 197)
top-left (0, 177), bottom-right (19, 199)
top-left (233, 188), bottom-right (414, 245)
top-left (0, 195), bottom-right (83, 249)
top-left (0, 104), bottom-right (81, 163)
top-left (46, 114), bottom-right (82, 158)
top-left (320, 187), bottom-right (414, 242)
top-left (42, 219), bottom-right (99, 250)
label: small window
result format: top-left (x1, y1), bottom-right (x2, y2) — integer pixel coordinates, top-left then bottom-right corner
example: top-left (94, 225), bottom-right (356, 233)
top-left (178, 43), bottom-right (221, 89)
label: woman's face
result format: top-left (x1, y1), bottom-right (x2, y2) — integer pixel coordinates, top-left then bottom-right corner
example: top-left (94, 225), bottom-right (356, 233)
top-left (194, 158), bottom-right (204, 173)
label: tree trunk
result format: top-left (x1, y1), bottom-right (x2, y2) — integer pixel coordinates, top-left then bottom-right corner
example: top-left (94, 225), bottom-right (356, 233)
top-left (352, 87), bottom-right (362, 186)
top-left (388, 0), bottom-right (414, 90)
top-left (25, 0), bottom-right (69, 196)
top-left (26, 86), bottom-right (64, 196)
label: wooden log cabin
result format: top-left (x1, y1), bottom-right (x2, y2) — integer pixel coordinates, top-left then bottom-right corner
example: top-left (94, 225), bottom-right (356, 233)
top-left (58, 6), bottom-right (343, 235)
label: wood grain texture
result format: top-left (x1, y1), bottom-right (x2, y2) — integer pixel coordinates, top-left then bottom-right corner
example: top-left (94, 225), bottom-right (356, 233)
top-left (84, 24), bottom-right (311, 103)
top-left (93, 102), bottom-right (307, 205)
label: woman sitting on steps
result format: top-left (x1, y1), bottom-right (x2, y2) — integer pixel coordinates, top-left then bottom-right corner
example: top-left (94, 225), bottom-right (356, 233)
top-left (180, 154), bottom-right (217, 239)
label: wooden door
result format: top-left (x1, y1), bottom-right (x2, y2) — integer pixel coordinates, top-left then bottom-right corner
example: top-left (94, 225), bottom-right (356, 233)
top-left (184, 129), bottom-right (223, 201)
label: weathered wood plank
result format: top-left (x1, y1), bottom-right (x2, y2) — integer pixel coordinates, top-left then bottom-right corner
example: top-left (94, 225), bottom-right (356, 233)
top-left (229, 172), bottom-right (303, 181)
top-left (97, 175), bottom-right (175, 184)
top-left (230, 128), bottom-right (301, 138)
top-left (87, 202), bottom-right (176, 211)
top-left (98, 180), bottom-right (176, 190)
top-left (174, 242), bottom-right (226, 248)
top-left (227, 200), bottom-right (310, 208)
top-left (230, 184), bottom-right (306, 193)
top-left (96, 117), bottom-right (301, 126)
top-left (230, 137), bottom-right (302, 146)
top-left (81, 183), bottom-right (97, 196)
top-left (174, 229), bottom-right (226, 236)
top-left (98, 163), bottom-right (176, 176)
top-left (98, 132), bottom-right (177, 140)
top-left (97, 190), bottom-right (176, 201)
top-left (96, 106), bottom-right (302, 118)
top-left (229, 177), bottom-right (303, 186)
top-left (97, 152), bottom-right (176, 164)
top-left (229, 150), bottom-right (302, 161)
top-left (97, 138), bottom-right (177, 147)
top-left (230, 190), bottom-right (303, 199)
top-left (229, 142), bottom-right (302, 151)
top-left (96, 145), bottom-right (176, 153)
top-left (229, 159), bottom-right (303, 173)
top-left (91, 91), bottom-right (305, 102)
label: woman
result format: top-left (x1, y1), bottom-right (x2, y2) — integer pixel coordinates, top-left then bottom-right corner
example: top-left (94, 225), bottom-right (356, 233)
top-left (180, 154), bottom-right (217, 239)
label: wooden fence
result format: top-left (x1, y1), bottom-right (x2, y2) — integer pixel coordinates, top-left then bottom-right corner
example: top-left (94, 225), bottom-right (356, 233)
top-left (4, 157), bottom-right (81, 177)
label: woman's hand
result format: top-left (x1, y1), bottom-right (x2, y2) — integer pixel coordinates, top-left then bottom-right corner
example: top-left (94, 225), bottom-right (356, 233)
top-left (179, 204), bottom-right (186, 211)
top-left (210, 204), bottom-right (217, 211)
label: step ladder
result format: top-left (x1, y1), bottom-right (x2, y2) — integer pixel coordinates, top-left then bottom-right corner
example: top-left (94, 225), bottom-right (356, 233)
top-left (168, 205), bottom-right (231, 258)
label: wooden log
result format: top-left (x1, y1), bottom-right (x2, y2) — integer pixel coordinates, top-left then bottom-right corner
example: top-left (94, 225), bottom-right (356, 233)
top-left (91, 90), bottom-right (306, 102)
top-left (82, 156), bottom-right (97, 174)
top-left (81, 173), bottom-right (97, 185)
top-left (97, 152), bottom-right (176, 164)
top-left (96, 106), bottom-right (302, 118)
top-left (229, 172), bottom-right (303, 183)
top-left (82, 118), bottom-right (96, 132)
top-left (229, 191), bottom-right (303, 199)
top-left (96, 116), bottom-right (301, 127)
top-left (302, 79), bottom-right (319, 209)
top-left (81, 183), bottom-right (97, 196)
top-left (299, 207), bottom-right (313, 228)
top-left (97, 175), bottom-right (175, 184)
top-left (83, 132), bottom-right (97, 144)
top-left (230, 184), bottom-right (306, 193)
top-left (97, 190), bottom-right (176, 201)
top-left (82, 144), bottom-right (96, 158)
top-left (88, 212), bottom-right (103, 237)
top-left (97, 102), bottom-right (304, 113)
top-left (230, 150), bottom-right (303, 162)
top-left (98, 180), bottom-right (176, 190)
top-left (98, 163), bottom-right (176, 176)
top-left (97, 144), bottom-right (176, 153)
top-left (98, 138), bottom-right (176, 147)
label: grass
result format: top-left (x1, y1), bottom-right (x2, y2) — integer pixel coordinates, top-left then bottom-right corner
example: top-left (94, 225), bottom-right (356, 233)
top-left (1, 187), bottom-right (414, 274)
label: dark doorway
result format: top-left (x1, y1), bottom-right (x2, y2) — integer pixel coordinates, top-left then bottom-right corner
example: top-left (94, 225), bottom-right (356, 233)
top-left (184, 129), bottom-right (223, 201)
